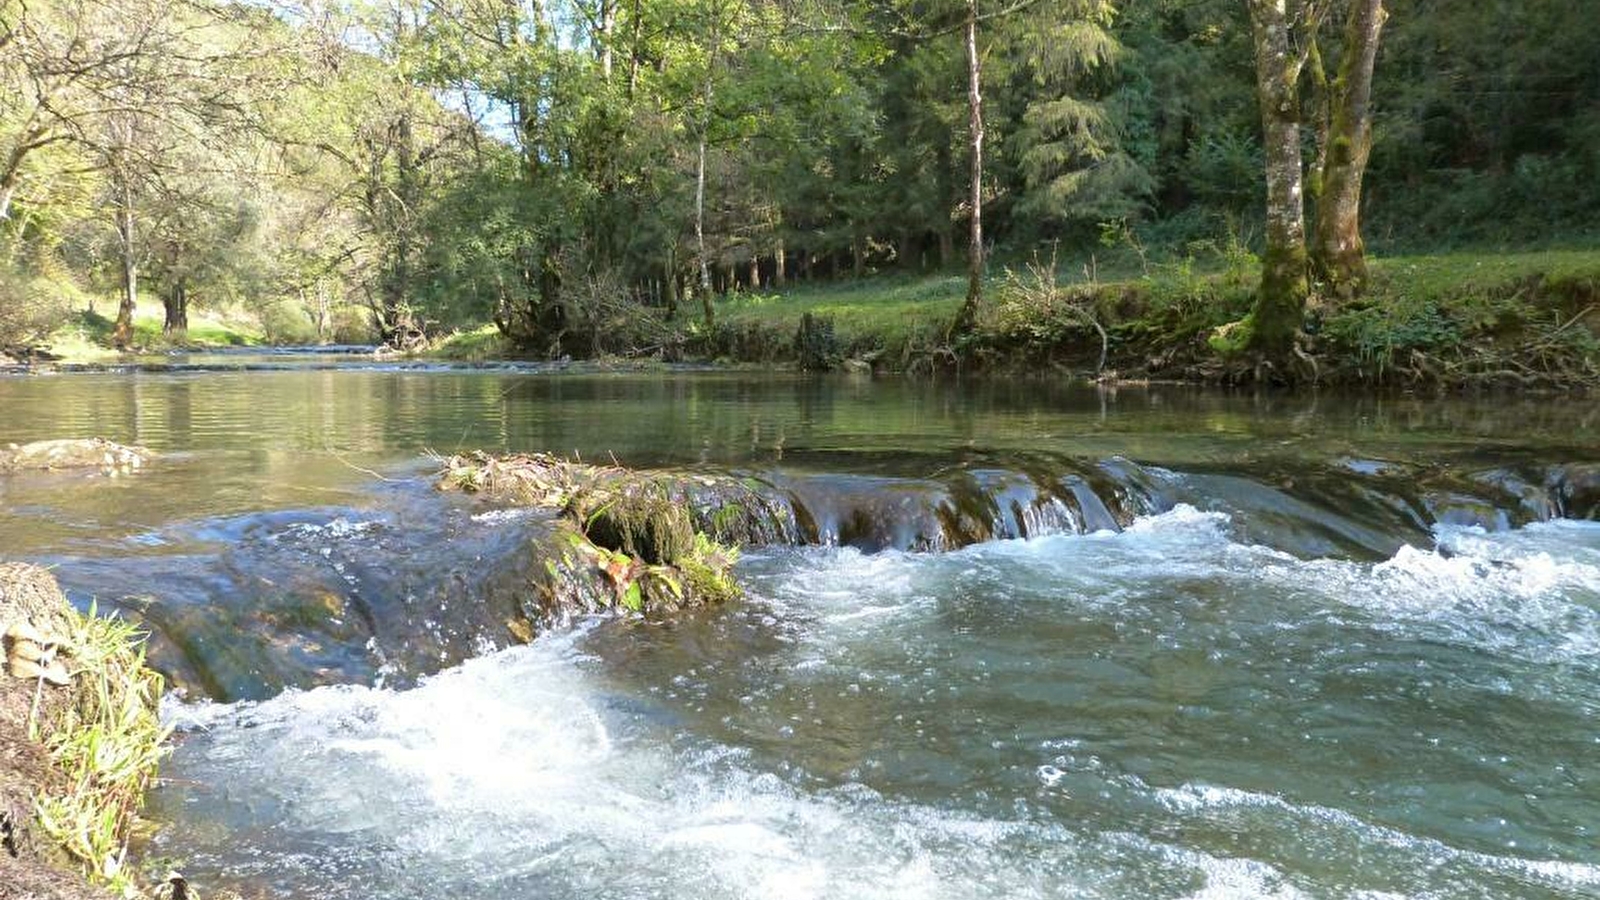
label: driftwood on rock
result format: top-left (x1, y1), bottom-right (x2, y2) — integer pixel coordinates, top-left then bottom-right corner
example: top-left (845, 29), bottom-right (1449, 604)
top-left (0, 439), bottom-right (151, 475)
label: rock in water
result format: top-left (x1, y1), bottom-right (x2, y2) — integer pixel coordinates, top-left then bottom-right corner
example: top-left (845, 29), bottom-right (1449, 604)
top-left (0, 438), bottom-right (151, 475)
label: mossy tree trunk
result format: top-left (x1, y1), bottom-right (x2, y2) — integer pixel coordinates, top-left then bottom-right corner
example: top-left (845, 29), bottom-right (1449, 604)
top-left (1244, 0), bottom-right (1310, 361)
top-left (949, 0), bottom-right (984, 341)
top-left (1311, 0), bottom-right (1387, 299)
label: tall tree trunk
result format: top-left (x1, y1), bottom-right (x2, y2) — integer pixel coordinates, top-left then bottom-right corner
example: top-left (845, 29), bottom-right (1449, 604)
top-left (774, 239), bottom-right (786, 287)
top-left (599, 0), bottom-right (616, 81)
top-left (0, 120), bottom-right (48, 224)
top-left (162, 280), bottom-right (188, 337)
top-left (695, 136), bottom-right (713, 327)
top-left (1242, 0), bottom-right (1309, 361)
top-left (949, 0), bottom-right (984, 341)
top-left (695, 38), bottom-right (717, 329)
top-left (627, 0), bottom-right (643, 97)
top-left (662, 244), bottom-right (679, 319)
top-left (1312, 0), bottom-right (1387, 298)
top-left (112, 179), bottom-right (137, 349)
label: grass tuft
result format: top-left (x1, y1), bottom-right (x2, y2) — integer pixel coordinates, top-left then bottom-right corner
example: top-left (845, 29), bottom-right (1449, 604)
top-left (33, 602), bottom-right (169, 897)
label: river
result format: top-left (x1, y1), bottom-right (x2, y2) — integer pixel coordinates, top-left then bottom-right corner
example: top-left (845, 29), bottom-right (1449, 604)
top-left (1, 356), bottom-right (1596, 898)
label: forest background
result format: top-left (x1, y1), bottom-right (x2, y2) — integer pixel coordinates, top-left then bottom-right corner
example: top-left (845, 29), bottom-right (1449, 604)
top-left (1, 0), bottom-right (1596, 382)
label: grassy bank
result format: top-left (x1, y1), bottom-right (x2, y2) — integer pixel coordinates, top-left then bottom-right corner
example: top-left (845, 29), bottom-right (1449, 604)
top-left (22, 303), bottom-right (265, 364)
top-left (0, 563), bottom-right (168, 899)
top-left (426, 324), bottom-right (516, 362)
top-left (710, 249), bottom-right (1600, 387)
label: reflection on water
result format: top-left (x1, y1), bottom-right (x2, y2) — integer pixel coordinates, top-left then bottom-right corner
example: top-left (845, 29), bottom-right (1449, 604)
top-left (2, 369), bottom-right (1597, 554)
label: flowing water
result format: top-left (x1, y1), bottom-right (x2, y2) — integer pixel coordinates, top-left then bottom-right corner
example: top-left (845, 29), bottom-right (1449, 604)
top-left (1, 360), bottom-right (1598, 899)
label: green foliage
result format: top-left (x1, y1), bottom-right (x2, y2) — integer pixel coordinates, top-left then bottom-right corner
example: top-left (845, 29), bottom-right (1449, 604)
top-left (0, 262), bottom-right (87, 346)
top-left (34, 603), bottom-right (169, 895)
top-left (678, 533), bottom-right (741, 604)
top-left (1322, 299), bottom-right (1456, 369)
top-left (5, 0), bottom-right (1597, 360)
top-left (256, 301), bottom-right (319, 346)
top-left (1318, 252), bottom-right (1600, 385)
top-left (429, 325), bottom-right (514, 362)
top-left (792, 312), bottom-right (840, 372)
top-left (987, 250), bottom-right (1108, 356)
top-left (1206, 315), bottom-right (1255, 358)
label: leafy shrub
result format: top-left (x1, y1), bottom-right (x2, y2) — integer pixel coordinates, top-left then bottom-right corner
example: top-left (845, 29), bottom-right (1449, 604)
top-left (0, 264), bottom-right (83, 347)
top-left (1322, 299), bottom-right (1460, 371)
top-left (257, 299), bottom-right (319, 344)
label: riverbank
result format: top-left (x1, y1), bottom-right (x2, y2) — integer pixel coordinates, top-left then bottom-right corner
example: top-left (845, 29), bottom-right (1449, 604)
top-left (4, 304), bottom-right (264, 366)
top-left (414, 248), bottom-right (1600, 389)
top-left (706, 249), bottom-right (1600, 388)
top-left (10, 250), bottom-right (1597, 390)
top-left (0, 563), bottom-right (167, 900)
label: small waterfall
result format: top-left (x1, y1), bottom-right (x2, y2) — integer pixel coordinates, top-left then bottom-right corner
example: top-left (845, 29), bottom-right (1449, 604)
top-left (46, 456), bottom-right (1600, 702)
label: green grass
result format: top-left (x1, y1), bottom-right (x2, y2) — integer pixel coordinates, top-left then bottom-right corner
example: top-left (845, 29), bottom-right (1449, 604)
top-left (703, 248), bottom-right (1600, 383)
top-left (33, 602), bottom-right (169, 895)
top-left (1321, 249), bottom-right (1600, 379)
top-left (426, 324), bottom-right (516, 361)
top-left (44, 302), bottom-right (264, 362)
top-left (1367, 249), bottom-right (1600, 306)
top-left (718, 274), bottom-right (968, 350)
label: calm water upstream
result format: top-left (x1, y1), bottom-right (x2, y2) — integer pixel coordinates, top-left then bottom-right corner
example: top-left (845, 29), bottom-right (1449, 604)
top-left (1, 360), bottom-right (1598, 899)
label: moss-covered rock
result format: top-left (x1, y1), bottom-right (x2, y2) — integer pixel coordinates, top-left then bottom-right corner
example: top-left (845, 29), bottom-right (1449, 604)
top-left (583, 489), bottom-right (696, 566)
top-left (439, 453), bottom-right (747, 618)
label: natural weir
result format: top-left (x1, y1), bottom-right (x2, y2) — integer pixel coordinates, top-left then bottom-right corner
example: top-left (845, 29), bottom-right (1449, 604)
top-left (0, 359), bottom-right (1597, 898)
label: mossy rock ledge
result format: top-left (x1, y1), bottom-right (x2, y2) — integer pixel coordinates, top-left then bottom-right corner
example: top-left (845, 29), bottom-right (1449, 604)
top-left (0, 562), bottom-right (169, 899)
top-left (439, 453), bottom-right (760, 620)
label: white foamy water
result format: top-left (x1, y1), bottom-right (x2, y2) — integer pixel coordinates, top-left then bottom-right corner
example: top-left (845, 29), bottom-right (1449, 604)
top-left (149, 508), bottom-right (1600, 899)
top-left (154, 629), bottom-right (1278, 899)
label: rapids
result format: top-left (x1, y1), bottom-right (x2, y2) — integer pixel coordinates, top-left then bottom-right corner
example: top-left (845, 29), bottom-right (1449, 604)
top-left (145, 510), bottom-right (1600, 899)
top-left (1, 364), bottom-right (1597, 897)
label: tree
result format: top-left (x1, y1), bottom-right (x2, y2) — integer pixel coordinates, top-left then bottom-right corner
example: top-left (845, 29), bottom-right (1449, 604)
top-left (949, 0), bottom-right (984, 338)
top-left (1308, 0), bottom-right (1386, 297)
top-left (947, 0), bottom-right (1131, 339)
top-left (1237, 0), bottom-right (1312, 361)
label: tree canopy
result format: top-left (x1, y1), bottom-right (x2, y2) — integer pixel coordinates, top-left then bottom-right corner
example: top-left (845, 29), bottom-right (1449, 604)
top-left (1, 0), bottom-right (1595, 354)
